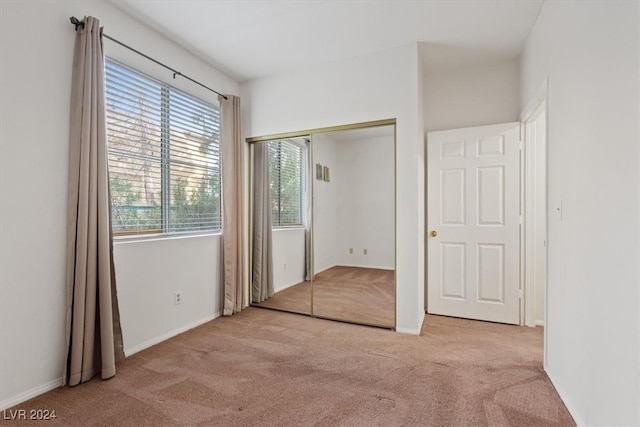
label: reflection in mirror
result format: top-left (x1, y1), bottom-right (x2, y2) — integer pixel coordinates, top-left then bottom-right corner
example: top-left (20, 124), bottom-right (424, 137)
top-left (312, 125), bottom-right (395, 328)
top-left (251, 137), bottom-right (312, 315)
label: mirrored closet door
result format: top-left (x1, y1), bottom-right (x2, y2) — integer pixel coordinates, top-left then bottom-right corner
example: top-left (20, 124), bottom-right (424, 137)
top-left (250, 137), bottom-right (312, 315)
top-left (311, 125), bottom-right (395, 328)
top-left (249, 120), bottom-right (395, 329)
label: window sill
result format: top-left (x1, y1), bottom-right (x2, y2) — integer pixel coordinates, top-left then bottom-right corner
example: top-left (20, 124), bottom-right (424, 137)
top-left (114, 230), bottom-right (222, 244)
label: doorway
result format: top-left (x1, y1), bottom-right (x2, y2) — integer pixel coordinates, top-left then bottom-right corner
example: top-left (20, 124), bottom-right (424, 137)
top-left (425, 94), bottom-right (548, 328)
top-left (426, 122), bottom-right (521, 324)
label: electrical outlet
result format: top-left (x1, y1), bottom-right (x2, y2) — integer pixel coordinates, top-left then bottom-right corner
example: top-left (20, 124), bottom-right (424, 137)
top-left (174, 291), bottom-right (182, 305)
top-left (363, 249), bottom-right (367, 255)
top-left (283, 263), bottom-right (287, 270)
top-left (349, 248), bottom-right (353, 254)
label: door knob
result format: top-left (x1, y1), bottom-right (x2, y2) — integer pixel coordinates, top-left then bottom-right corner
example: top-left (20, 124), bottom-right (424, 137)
top-left (430, 230), bottom-right (437, 237)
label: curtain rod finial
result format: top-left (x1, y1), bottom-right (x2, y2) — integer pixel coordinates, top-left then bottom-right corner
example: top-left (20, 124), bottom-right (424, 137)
top-left (70, 16), bottom-right (84, 31)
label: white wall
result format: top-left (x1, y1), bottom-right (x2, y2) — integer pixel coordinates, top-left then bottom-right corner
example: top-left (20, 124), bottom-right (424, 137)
top-left (0, 0), bottom-right (239, 410)
top-left (336, 136), bottom-right (395, 270)
top-left (521, 1), bottom-right (639, 425)
top-left (312, 133), bottom-right (339, 274)
top-left (271, 229), bottom-right (306, 292)
top-left (313, 132), bottom-right (395, 272)
top-left (114, 235), bottom-right (222, 355)
top-left (242, 44), bottom-right (424, 334)
top-left (418, 45), bottom-right (428, 311)
top-left (423, 59), bottom-right (520, 132)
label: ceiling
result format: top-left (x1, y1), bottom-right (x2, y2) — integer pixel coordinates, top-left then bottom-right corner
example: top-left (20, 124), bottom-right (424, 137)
top-left (109, 0), bottom-right (544, 83)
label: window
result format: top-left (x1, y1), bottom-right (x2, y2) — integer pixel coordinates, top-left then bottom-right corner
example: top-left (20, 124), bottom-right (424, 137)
top-left (268, 139), bottom-right (307, 227)
top-left (105, 59), bottom-right (221, 236)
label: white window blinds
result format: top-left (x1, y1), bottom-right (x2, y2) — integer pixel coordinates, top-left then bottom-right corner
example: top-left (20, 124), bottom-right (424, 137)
top-left (268, 139), bottom-right (307, 227)
top-left (105, 59), bottom-right (221, 236)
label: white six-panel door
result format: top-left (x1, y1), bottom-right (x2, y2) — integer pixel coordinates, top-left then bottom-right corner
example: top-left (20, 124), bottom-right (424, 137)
top-left (427, 123), bottom-right (520, 324)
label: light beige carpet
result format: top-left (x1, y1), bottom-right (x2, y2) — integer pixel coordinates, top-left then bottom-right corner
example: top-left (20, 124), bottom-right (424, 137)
top-left (1, 309), bottom-right (574, 426)
top-left (256, 266), bottom-right (395, 327)
top-left (254, 280), bottom-right (312, 314)
top-left (313, 266), bottom-right (394, 327)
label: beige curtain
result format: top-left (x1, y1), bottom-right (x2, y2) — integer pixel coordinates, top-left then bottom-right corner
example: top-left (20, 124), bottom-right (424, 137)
top-left (252, 143), bottom-right (274, 302)
top-left (64, 16), bottom-right (124, 387)
top-left (304, 139), bottom-right (312, 281)
top-left (220, 95), bottom-right (246, 315)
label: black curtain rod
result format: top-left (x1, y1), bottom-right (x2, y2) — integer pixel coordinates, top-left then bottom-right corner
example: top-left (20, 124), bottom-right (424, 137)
top-left (70, 16), bottom-right (228, 100)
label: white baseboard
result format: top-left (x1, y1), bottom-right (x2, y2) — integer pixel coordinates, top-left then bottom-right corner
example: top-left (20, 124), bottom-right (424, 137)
top-left (337, 263), bottom-right (394, 271)
top-left (535, 319), bottom-right (545, 327)
top-left (395, 327), bottom-right (420, 335)
top-left (545, 366), bottom-right (586, 427)
top-left (396, 311), bottom-right (425, 335)
top-left (124, 311), bottom-right (221, 357)
top-left (0, 377), bottom-right (63, 411)
top-left (0, 313), bottom-right (223, 411)
top-left (274, 280), bottom-right (304, 293)
top-left (313, 265), bottom-right (394, 280)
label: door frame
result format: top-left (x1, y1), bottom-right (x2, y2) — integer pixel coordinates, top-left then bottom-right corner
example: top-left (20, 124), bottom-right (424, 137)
top-left (520, 79), bottom-right (549, 347)
top-left (424, 80), bottom-right (549, 334)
